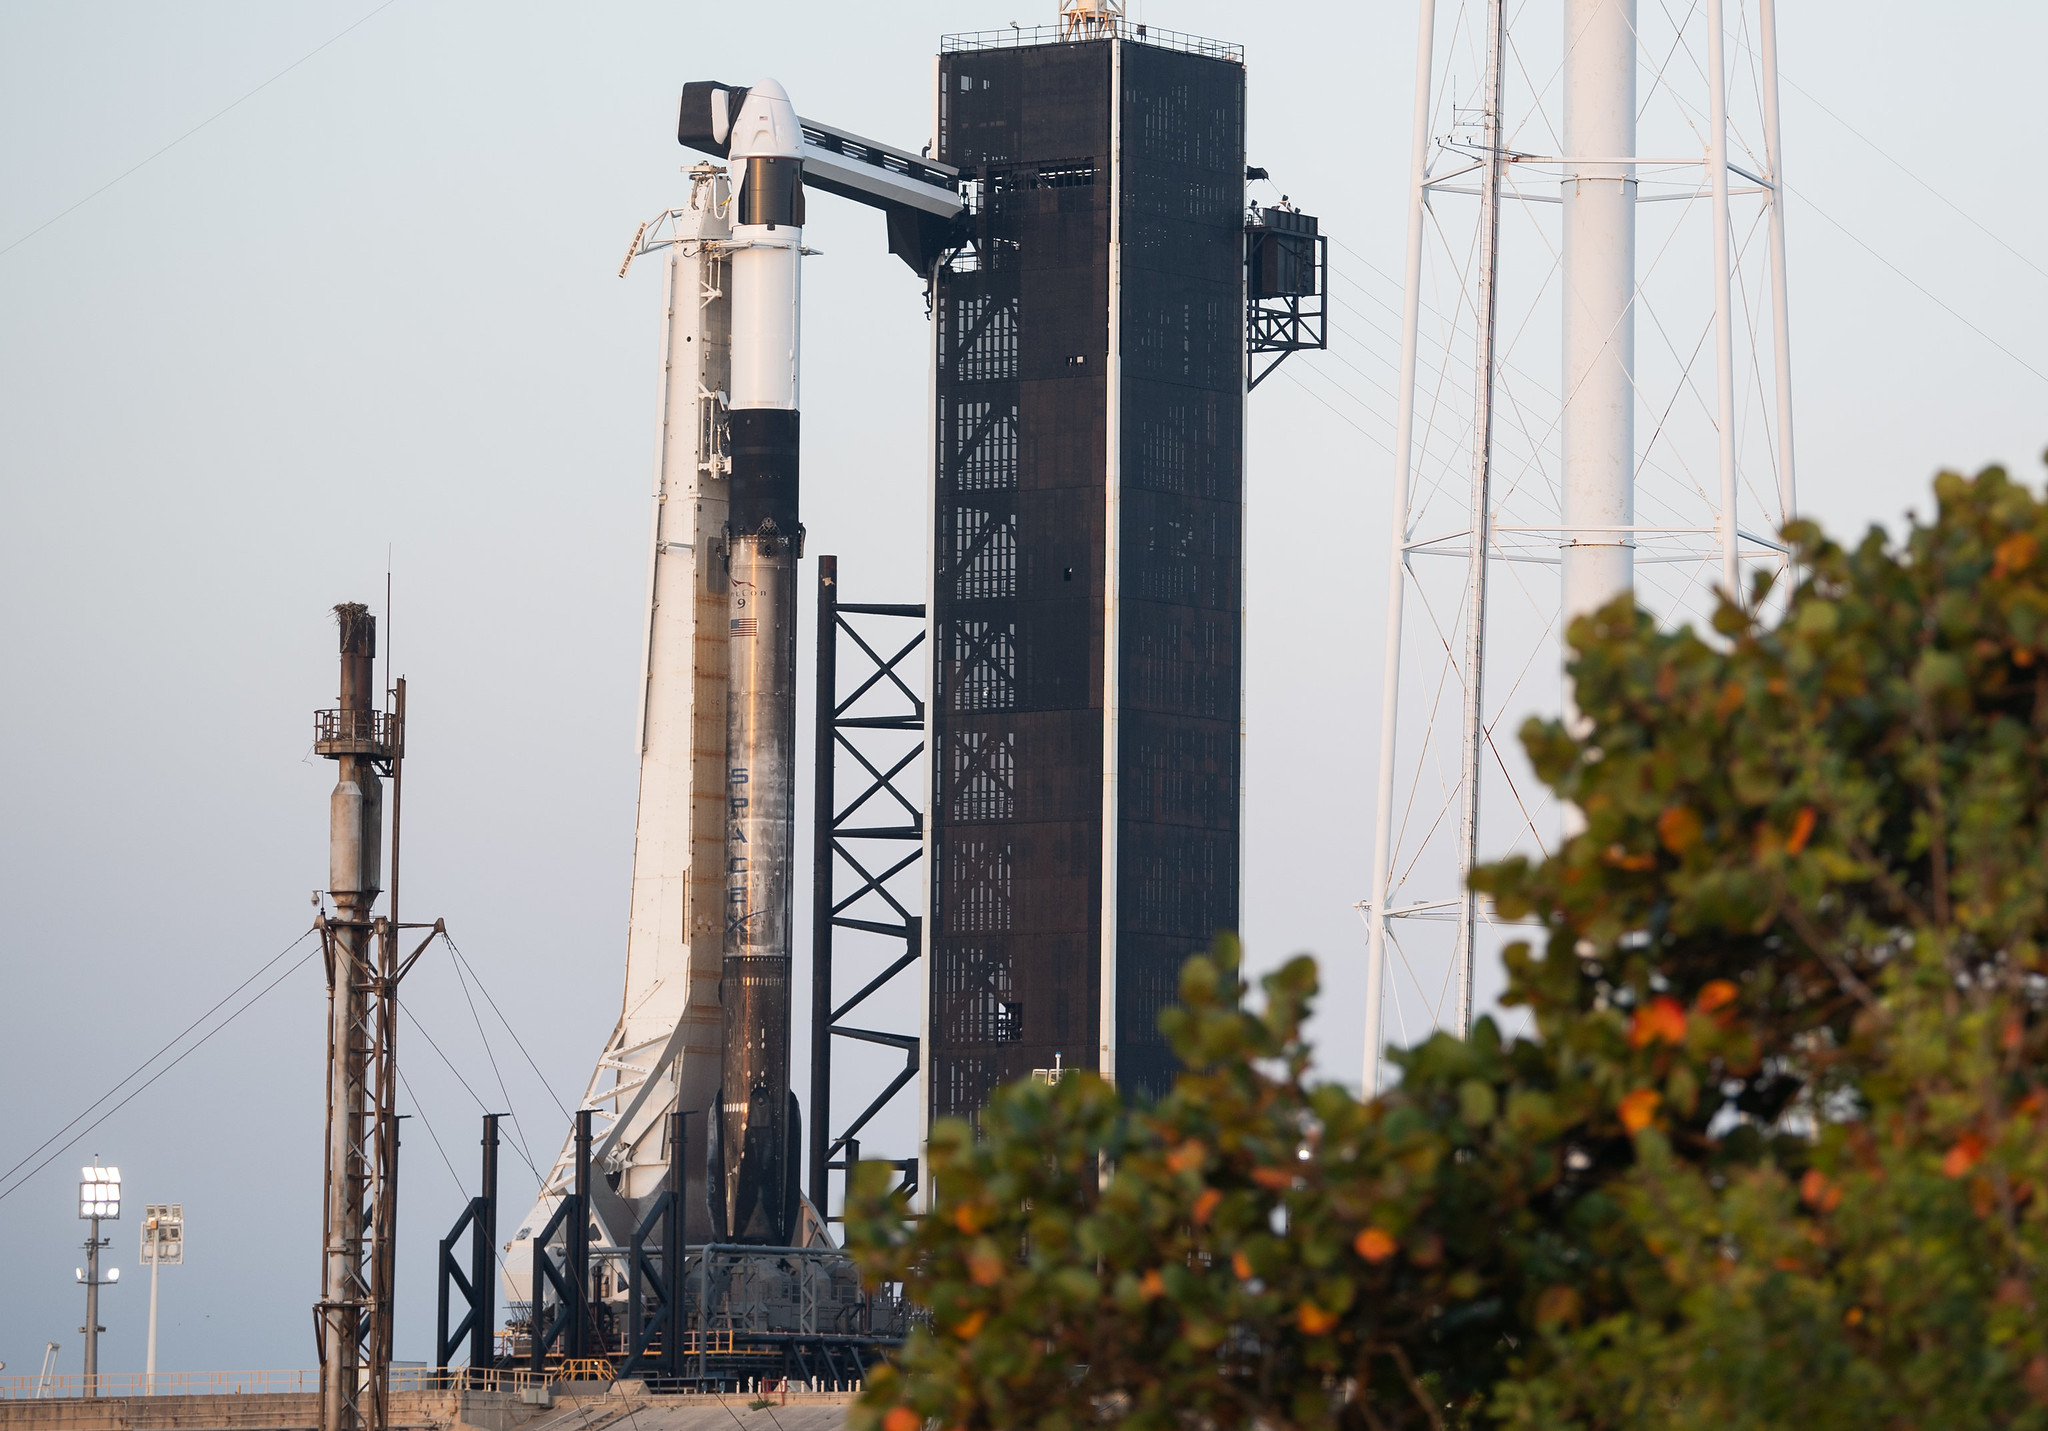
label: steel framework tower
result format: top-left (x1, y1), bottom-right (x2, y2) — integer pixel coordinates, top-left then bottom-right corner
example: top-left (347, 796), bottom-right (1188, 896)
top-left (313, 611), bottom-right (452, 1431)
top-left (1362, 0), bottom-right (1798, 1088)
top-left (926, 22), bottom-right (1250, 1116)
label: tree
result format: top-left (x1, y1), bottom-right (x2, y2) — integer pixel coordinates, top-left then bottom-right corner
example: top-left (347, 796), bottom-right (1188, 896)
top-left (848, 462), bottom-right (2048, 1429)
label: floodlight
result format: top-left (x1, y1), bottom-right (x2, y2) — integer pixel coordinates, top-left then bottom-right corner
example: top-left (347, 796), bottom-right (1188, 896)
top-left (79, 1166), bottom-right (121, 1219)
top-left (76, 1269), bottom-right (84, 1282)
top-left (107, 1268), bottom-right (119, 1283)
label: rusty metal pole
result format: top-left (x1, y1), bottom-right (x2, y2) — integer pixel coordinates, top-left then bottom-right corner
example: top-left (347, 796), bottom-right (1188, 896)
top-left (319, 604), bottom-right (383, 1431)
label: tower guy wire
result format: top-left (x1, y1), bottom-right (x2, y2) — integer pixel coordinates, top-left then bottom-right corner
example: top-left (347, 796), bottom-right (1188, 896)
top-left (0, 929), bottom-right (321, 1205)
top-left (0, 0), bottom-right (409, 260)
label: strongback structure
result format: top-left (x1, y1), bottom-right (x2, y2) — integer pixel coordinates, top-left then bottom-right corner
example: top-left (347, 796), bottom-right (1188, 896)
top-left (508, 168), bottom-right (733, 1297)
top-left (928, 25), bottom-right (1249, 1113)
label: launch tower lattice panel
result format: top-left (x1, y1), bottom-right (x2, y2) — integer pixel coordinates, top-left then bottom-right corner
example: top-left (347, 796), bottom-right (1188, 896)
top-left (929, 31), bottom-right (1246, 1113)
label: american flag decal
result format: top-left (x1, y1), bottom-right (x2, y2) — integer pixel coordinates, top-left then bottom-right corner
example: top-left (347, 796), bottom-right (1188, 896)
top-left (730, 618), bottom-right (758, 636)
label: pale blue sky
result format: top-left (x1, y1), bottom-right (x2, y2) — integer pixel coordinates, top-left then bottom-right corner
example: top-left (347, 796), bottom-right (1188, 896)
top-left (2, 0), bottom-right (2043, 1378)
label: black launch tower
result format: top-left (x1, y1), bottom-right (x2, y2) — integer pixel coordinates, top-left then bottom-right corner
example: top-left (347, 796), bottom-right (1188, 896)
top-left (928, 27), bottom-right (1250, 1112)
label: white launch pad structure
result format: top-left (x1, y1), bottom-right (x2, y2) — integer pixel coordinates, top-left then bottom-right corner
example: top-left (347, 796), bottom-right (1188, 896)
top-left (1362, 0), bottom-right (1799, 1087)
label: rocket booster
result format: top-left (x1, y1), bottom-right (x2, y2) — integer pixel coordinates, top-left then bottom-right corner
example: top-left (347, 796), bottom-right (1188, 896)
top-left (710, 77), bottom-right (805, 1244)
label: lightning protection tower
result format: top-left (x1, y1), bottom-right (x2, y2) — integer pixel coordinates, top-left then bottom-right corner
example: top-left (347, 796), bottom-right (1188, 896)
top-left (1362, 0), bottom-right (1798, 1087)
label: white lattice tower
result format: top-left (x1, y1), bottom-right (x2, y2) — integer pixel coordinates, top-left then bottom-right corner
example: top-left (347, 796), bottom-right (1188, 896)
top-left (1361, 0), bottom-right (1797, 1089)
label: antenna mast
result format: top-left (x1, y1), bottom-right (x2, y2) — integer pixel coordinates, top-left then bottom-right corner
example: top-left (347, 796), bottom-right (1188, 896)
top-left (1453, 0), bottom-right (1507, 1038)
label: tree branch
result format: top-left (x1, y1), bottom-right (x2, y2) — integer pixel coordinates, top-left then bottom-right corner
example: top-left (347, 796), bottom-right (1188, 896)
top-left (1384, 1344), bottom-right (1446, 1431)
top-left (1779, 900), bottom-right (1885, 1017)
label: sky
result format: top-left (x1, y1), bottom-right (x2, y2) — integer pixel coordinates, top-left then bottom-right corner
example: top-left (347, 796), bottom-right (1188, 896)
top-left (2, 0), bottom-right (2045, 1383)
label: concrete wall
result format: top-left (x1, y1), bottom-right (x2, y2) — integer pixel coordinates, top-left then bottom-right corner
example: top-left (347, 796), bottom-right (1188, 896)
top-left (0, 1387), bottom-right (853, 1431)
top-left (0, 1389), bottom-right (536, 1431)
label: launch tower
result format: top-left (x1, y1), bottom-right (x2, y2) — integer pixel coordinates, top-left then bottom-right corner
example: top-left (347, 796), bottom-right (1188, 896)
top-left (928, 25), bottom-right (1251, 1112)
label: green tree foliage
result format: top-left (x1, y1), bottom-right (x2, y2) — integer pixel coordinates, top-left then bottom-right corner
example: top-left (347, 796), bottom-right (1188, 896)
top-left (847, 464), bottom-right (2048, 1429)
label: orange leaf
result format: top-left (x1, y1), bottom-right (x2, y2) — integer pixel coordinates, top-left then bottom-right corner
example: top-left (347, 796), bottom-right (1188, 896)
top-left (1843, 1306), bottom-right (1864, 1328)
top-left (1695, 979), bottom-right (1740, 1015)
top-left (1354, 1226), bottom-right (1398, 1263)
top-left (1232, 1249), bottom-right (1255, 1281)
top-left (951, 1203), bottom-right (991, 1234)
top-left (883, 1407), bottom-right (923, 1431)
top-left (1192, 1188), bottom-right (1223, 1225)
top-left (1166, 1140), bottom-right (1208, 1174)
top-left (1533, 1284), bottom-right (1582, 1329)
top-left (2027, 1355), bottom-right (2048, 1407)
top-left (968, 1249), bottom-right (1006, 1287)
top-left (1250, 1167), bottom-right (1294, 1191)
top-left (1604, 844), bottom-right (1658, 871)
top-left (1296, 1302), bottom-right (1340, 1335)
top-left (1618, 1088), bottom-right (1663, 1134)
top-left (1628, 997), bottom-right (1688, 1048)
top-left (1799, 1168), bottom-right (1842, 1212)
top-left (1943, 1133), bottom-right (1988, 1179)
top-left (1140, 1269), bottom-right (1165, 1300)
top-left (1996, 531), bottom-right (2039, 577)
top-left (952, 1309), bottom-right (988, 1340)
top-left (1657, 806), bottom-right (1703, 854)
top-left (2005, 1016), bottom-right (2026, 1052)
top-left (1786, 806), bottom-right (1817, 854)
top-left (1715, 682), bottom-right (1746, 719)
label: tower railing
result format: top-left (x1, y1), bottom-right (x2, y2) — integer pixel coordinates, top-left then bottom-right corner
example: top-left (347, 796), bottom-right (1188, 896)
top-left (940, 23), bottom-right (1241, 62)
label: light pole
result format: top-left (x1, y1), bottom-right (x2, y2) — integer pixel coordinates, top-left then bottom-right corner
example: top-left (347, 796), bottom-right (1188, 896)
top-left (141, 1204), bottom-right (184, 1394)
top-left (78, 1163), bottom-right (121, 1397)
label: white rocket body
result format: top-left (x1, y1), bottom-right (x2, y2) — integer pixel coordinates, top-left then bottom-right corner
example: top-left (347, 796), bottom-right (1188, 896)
top-left (503, 75), bottom-right (815, 1306)
top-left (710, 77), bottom-right (807, 1246)
top-left (503, 166), bottom-right (734, 1303)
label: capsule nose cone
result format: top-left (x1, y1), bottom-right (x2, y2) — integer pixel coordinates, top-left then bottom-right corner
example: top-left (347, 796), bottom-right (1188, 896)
top-left (727, 76), bottom-right (802, 161)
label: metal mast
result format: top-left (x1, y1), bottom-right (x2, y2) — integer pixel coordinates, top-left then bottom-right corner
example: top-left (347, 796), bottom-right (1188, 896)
top-left (1560, 0), bottom-right (1638, 701)
top-left (1452, 0), bottom-right (1508, 1038)
top-left (1707, 0), bottom-right (1742, 599)
top-left (1364, 0), bottom-right (1439, 1095)
top-left (1759, 0), bottom-right (1797, 521)
top-left (316, 604), bottom-right (390, 1431)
